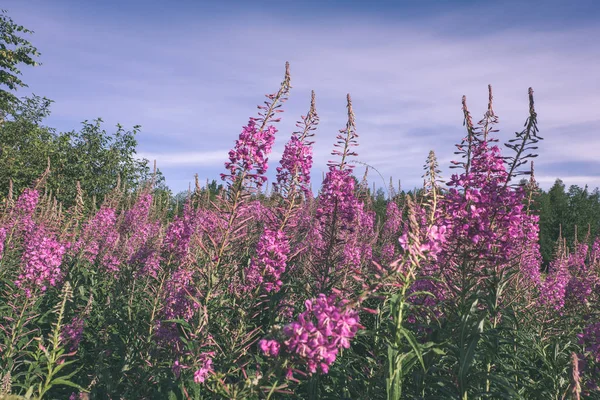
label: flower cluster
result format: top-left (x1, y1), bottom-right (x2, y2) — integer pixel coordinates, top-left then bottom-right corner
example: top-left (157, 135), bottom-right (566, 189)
top-left (577, 321), bottom-right (600, 395)
top-left (122, 194), bottom-right (159, 262)
top-left (259, 339), bottom-right (281, 357)
top-left (164, 207), bottom-right (194, 263)
top-left (245, 228), bottom-right (290, 293)
top-left (274, 90), bottom-right (318, 197)
top-left (342, 205), bottom-right (375, 270)
top-left (260, 294), bottom-right (362, 375)
top-left (12, 188), bottom-right (40, 233)
top-left (72, 207), bottom-right (119, 268)
top-left (379, 202), bottom-right (403, 264)
top-left (275, 135), bottom-right (314, 197)
top-left (15, 188), bottom-right (39, 215)
top-left (565, 242), bottom-right (600, 307)
top-left (156, 268), bottom-right (200, 344)
top-left (221, 119), bottom-right (277, 188)
top-left (436, 140), bottom-right (541, 295)
top-left (577, 322), bottom-right (600, 390)
top-left (193, 352), bottom-right (215, 384)
top-left (316, 167), bottom-right (362, 232)
top-left (15, 225), bottom-right (66, 296)
top-left (62, 316), bottom-right (85, 351)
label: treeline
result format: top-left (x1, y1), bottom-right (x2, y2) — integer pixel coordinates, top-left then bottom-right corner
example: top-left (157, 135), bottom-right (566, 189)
top-left (535, 180), bottom-right (600, 266)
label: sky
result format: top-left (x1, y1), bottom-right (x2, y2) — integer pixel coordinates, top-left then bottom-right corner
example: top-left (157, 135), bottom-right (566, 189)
top-left (3, 0), bottom-right (600, 194)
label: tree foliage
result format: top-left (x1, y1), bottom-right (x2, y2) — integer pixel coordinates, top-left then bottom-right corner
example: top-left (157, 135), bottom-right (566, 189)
top-left (0, 8), bottom-right (40, 117)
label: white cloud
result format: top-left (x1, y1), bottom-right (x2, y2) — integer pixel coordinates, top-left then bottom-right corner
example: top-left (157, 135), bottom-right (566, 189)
top-left (136, 150), bottom-right (229, 167)
top-left (137, 150), bottom-right (283, 168)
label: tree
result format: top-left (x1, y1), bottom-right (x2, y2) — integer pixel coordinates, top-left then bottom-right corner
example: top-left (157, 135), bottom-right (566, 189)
top-left (0, 94), bottom-right (55, 192)
top-left (49, 119), bottom-right (170, 208)
top-left (372, 187), bottom-right (387, 223)
top-left (0, 102), bottom-right (169, 208)
top-left (0, 9), bottom-right (41, 118)
top-left (538, 179), bottom-right (569, 265)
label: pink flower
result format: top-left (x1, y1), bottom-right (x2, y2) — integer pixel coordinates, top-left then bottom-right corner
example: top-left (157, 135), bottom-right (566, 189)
top-left (316, 168), bottom-right (361, 231)
top-left (275, 135), bottom-right (314, 197)
top-left (193, 352), bottom-right (214, 384)
top-left (172, 360), bottom-right (188, 379)
top-left (265, 294), bottom-right (363, 375)
top-left (155, 268), bottom-right (200, 344)
top-left (259, 339), bottom-right (281, 357)
top-left (245, 229), bottom-right (290, 293)
top-left (15, 188), bottom-right (39, 215)
top-left (72, 207), bottom-right (119, 269)
top-left (221, 119), bottom-right (277, 188)
top-left (61, 316), bottom-right (85, 351)
top-left (15, 225), bottom-right (66, 296)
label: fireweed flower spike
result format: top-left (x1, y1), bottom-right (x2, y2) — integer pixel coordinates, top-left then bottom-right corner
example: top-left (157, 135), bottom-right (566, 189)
top-left (72, 207), bottom-right (119, 268)
top-left (61, 316), bottom-right (84, 351)
top-left (259, 294), bottom-right (362, 375)
top-left (379, 201), bottom-right (403, 264)
top-left (221, 62), bottom-right (291, 190)
top-left (245, 228), bottom-right (290, 293)
top-left (9, 188), bottom-right (41, 235)
top-left (15, 188), bottom-right (40, 216)
top-left (309, 94), bottom-right (375, 293)
top-left (275, 90), bottom-right (319, 200)
top-left (429, 88), bottom-right (543, 305)
top-left (15, 224), bottom-right (67, 297)
top-left (210, 63), bottom-right (291, 286)
top-left (155, 267), bottom-right (200, 344)
top-left (221, 120), bottom-right (277, 189)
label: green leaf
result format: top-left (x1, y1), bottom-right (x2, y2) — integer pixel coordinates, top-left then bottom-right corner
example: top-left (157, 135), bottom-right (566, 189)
top-left (400, 328), bottom-right (425, 371)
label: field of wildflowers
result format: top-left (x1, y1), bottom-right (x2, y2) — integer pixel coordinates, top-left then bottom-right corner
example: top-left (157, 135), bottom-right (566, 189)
top-left (0, 62), bottom-right (599, 399)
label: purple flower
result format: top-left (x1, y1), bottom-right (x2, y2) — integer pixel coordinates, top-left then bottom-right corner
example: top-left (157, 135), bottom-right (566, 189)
top-left (15, 225), bottom-right (66, 296)
top-left (435, 139), bottom-right (542, 294)
top-left (316, 167), bottom-right (361, 231)
top-left (155, 268), bottom-right (200, 345)
top-left (15, 188), bottom-right (39, 215)
top-left (264, 294), bottom-right (362, 375)
top-left (61, 316), bottom-right (85, 351)
top-left (259, 339), bottom-right (281, 357)
top-left (72, 207), bottom-right (119, 269)
top-left (275, 135), bottom-right (314, 197)
top-left (193, 352), bottom-right (214, 384)
top-left (221, 119), bottom-right (277, 188)
top-left (274, 91), bottom-right (318, 197)
top-left (578, 322), bottom-right (600, 363)
top-left (245, 229), bottom-right (290, 293)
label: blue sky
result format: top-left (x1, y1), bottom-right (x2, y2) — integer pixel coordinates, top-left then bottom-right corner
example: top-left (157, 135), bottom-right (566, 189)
top-left (4, 0), bottom-right (600, 193)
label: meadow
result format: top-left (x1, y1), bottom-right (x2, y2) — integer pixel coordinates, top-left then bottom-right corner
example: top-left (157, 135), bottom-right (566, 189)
top-left (1, 10), bottom-right (599, 400)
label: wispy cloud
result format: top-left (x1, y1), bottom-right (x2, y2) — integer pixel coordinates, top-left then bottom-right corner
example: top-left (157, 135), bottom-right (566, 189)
top-left (138, 150), bottom-right (283, 168)
top-left (136, 151), bottom-right (231, 167)
top-left (4, 0), bottom-right (599, 192)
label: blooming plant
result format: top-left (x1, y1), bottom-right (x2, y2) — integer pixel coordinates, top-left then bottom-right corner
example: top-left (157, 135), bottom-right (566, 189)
top-left (0, 64), bottom-right (598, 400)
